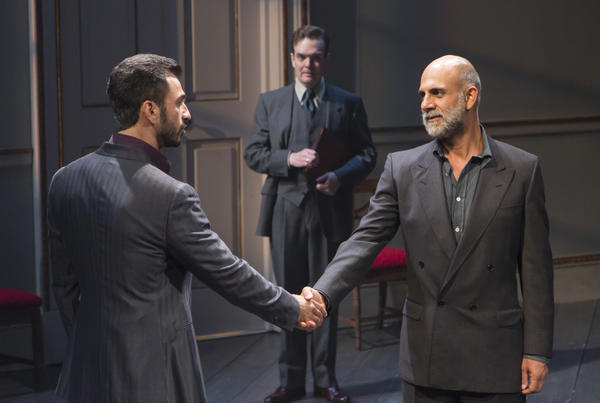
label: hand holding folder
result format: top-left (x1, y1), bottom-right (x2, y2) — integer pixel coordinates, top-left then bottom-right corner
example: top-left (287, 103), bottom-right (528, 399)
top-left (305, 128), bottom-right (351, 180)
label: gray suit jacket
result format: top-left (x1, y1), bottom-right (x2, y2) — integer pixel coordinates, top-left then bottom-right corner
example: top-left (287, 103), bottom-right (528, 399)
top-left (314, 136), bottom-right (554, 393)
top-left (48, 142), bottom-right (299, 403)
top-left (244, 83), bottom-right (376, 241)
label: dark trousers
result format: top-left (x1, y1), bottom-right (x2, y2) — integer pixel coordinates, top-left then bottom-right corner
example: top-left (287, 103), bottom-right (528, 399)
top-left (402, 381), bottom-right (526, 403)
top-left (271, 194), bottom-right (340, 391)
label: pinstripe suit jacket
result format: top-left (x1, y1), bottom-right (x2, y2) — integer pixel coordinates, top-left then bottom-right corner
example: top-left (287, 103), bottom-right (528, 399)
top-left (314, 135), bottom-right (554, 393)
top-left (48, 142), bottom-right (298, 403)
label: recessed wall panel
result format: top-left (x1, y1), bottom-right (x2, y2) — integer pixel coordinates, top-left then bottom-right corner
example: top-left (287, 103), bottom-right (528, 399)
top-left (186, 139), bottom-right (241, 264)
top-left (186, 0), bottom-right (238, 100)
top-left (79, 0), bottom-right (137, 107)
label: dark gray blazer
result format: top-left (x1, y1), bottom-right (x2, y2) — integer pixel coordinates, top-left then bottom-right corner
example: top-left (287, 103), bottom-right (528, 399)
top-left (244, 83), bottom-right (376, 242)
top-left (314, 136), bottom-right (554, 393)
top-left (48, 142), bottom-right (299, 403)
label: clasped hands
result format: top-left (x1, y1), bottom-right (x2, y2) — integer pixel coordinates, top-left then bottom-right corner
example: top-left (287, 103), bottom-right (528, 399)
top-left (293, 287), bottom-right (327, 330)
top-left (288, 148), bottom-right (340, 196)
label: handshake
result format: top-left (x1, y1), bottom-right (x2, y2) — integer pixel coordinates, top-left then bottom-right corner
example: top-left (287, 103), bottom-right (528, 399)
top-left (293, 287), bottom-right (327, 330)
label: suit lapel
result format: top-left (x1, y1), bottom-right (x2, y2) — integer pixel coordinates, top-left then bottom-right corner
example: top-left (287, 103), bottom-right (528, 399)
top-left (440, 139), bottom-right (515, 293)
top-left (274, 85), bottom-right (295, 148)
top-left (413, 144), bottom-right (456, 262)
top-left (322, 84), bottom-right (343, 130)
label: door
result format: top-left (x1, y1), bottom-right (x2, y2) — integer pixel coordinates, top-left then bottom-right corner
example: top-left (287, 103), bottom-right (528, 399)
top-left (48, 0), bottom-right (291, 338)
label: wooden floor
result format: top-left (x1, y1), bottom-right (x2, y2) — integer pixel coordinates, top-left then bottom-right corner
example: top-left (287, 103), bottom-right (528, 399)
top-left (1, 298), bottom-right (600, 402)
top-left (2, 263), bottom-right (600, 402)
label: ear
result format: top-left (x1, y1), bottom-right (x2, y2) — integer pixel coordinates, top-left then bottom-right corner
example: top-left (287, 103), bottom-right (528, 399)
top-left (290, 52), bottom-right (296, 68)
top-left (140, 100), bottom-right (161, 125)
top-left (464, 86), bottom-right (478, 111)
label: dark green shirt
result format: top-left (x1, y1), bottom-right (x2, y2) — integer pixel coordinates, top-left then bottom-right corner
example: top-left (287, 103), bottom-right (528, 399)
top-left (433, 128), bottom-right (492, 243)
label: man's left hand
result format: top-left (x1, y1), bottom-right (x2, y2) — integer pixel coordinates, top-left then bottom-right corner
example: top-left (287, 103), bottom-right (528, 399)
top-left (315, 172), bottom-right (340, 196)
top-left (521, 357), bottom-right (548, 394)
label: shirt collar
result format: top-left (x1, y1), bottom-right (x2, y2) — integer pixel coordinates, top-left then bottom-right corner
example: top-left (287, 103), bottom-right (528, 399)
top-left (294, 77), bottom-right (326, 106)
top-left (109, 132), bottom-right (171, 174)
top-left (433, 125), bottom-right (493, 162)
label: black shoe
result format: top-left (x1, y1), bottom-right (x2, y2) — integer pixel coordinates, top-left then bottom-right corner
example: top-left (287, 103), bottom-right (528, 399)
top-left (314, 386), bottom-right (351, 403)
top-left (264, 386), bottom-right (305, 403)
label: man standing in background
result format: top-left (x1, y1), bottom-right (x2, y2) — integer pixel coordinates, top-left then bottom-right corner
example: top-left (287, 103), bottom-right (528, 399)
top-left (244, 25), bottom-right (376, 403)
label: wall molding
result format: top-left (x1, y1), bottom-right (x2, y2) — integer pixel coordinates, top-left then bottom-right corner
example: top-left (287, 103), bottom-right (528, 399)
top-left (553, 253), bottom-right (600, 268)
top-left (0, 147), bottom-right (34, 155)
top-left (0, 149), bottom-right (33, 168)
top-left (370, 115), bottom-right (600, 146)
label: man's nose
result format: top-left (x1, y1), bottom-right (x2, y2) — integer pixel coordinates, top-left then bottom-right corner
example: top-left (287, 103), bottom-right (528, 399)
top-left (421, 96), bottom-right (434, 112)
top-left (182, 104), bottom-right (192, 122)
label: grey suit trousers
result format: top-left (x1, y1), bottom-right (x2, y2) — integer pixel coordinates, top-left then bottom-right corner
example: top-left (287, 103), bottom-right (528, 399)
top-left (271, 192), bottom-right (339, 390)
top-left (402, 381), bottom-right (526, 403)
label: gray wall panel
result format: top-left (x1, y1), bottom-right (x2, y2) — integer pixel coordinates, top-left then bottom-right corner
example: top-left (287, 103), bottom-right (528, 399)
top-left (0, 0), bottom-right (32, 149)
top-left (357, 1), bottom-right (600, 128)
top-left (79, 0), bottom-right (137, 107)
top-left (501, 130), bottom-right (600, 256)
top-left (0, 158), bottom-right (35, 292)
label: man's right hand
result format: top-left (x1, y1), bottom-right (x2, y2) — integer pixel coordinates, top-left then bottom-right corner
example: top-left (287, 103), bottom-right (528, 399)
top-left (293, 287), bottom-right (328, 330)
top-left (289, 148), bottom-right (319, 168)
top-left (301, 286), bottom-right (326, 309)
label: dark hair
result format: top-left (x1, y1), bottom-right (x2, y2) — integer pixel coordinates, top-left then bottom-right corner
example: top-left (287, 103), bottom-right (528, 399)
top-left (291, 25), bottom-right (329, 55)
top-left (106, 54), bottom-right (182, 129)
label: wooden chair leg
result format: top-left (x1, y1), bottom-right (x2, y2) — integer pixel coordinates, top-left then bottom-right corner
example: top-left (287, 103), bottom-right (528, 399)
top-left (376, 281), bottom-right (387, 329)
top-left (352, 286), bottom-right (361, 350)
top-left (31, 308), bottom-right (43, 391)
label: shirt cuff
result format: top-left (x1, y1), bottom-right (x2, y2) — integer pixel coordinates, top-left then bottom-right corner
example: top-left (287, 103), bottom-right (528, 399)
top-left (314, 288), bottom-right (332, 312)
top-left (523, 354), bottom-right (550, 364)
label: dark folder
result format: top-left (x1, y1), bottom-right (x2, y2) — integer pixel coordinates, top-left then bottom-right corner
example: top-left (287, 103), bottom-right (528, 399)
top-left (305, 128), bottom-right (352, 180)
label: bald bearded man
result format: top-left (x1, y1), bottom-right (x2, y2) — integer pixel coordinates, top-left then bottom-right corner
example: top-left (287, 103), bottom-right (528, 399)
top-left (305, 55), bottom-right (554, 402)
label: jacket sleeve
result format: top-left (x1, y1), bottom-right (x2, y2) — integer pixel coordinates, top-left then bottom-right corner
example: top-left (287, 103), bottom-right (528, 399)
top-left (333, 97), bottom-right (377, 188)
top-left (48, 173), bottom-right (80, 336)
top-left (166, 183), bottom-right (299, 331)
top-left (314, 154), bottom-right (400, 305)
top-left (243, 94), bottom-right (291, 178)
top-left (519, 159), bottom-right (554, 358)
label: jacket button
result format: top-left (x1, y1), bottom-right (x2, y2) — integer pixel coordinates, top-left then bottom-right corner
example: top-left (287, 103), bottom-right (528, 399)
top-left (469, 304), bottom-right (477, 311)
top-left (487, 264), bottom-right (495, 272)
top-left (437, 300), bottom-right (445, 306)
top-left (418, 261), bottom-right (425, 269)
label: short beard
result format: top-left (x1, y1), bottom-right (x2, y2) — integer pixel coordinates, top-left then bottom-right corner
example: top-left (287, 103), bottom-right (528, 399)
top-left (157, 128), bottom-right (181, 148)
top-left (157, 107), bottom-right (183, 148)
top-left (422, 94), bottom-right (466, 140)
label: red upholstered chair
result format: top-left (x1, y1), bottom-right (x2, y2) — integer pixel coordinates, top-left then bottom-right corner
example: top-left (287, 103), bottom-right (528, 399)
top-left (0, 288), bottom-right (44, 391)
top-left (338, 179), bottom-right (408, 350)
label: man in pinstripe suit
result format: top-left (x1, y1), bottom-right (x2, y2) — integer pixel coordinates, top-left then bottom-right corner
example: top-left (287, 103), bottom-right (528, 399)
top-left (48, 54), bottom-right (326, 403)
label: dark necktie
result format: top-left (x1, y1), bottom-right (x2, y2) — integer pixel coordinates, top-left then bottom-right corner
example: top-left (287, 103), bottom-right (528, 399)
top-left (302, 88), bottom-right (316, 118)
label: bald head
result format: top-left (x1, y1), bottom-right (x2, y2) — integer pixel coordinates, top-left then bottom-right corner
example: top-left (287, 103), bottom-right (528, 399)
top-left (424, 55), bottom-right (481, 107)
top-left (426, 55), bottom-right (474, 73)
